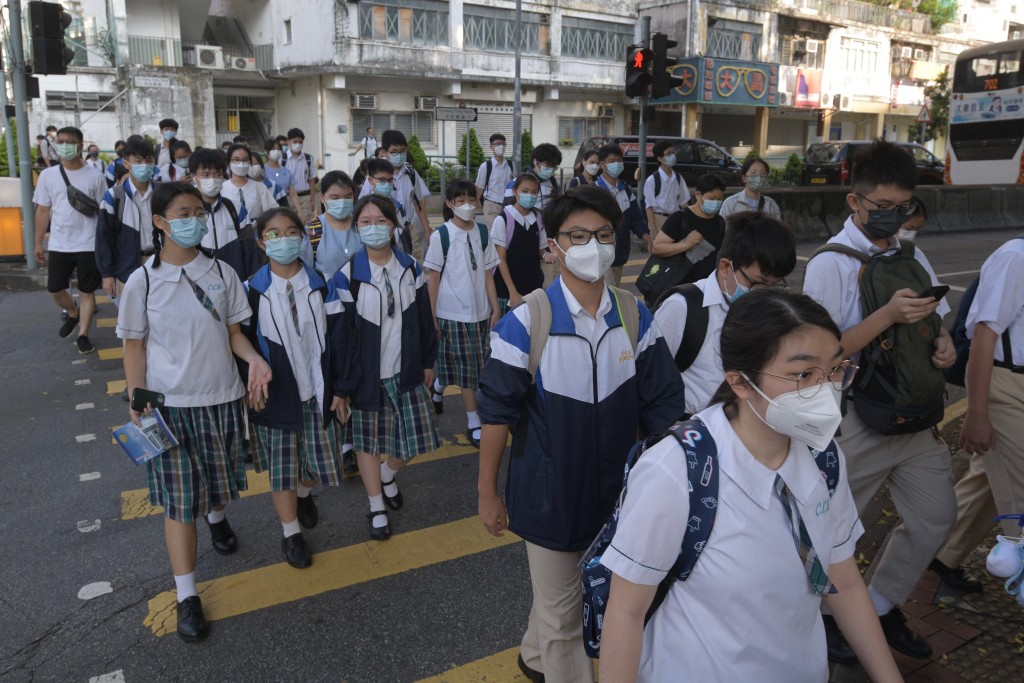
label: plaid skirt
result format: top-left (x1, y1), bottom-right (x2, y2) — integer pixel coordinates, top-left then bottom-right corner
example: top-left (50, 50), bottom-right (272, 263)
top-left (146, 399), bottom-right (248, 524)
top-left (436, 318), bottom-right (491, 389)
top-left (250, 398), bottom-right (342, 492)
top-left (352, 376), bottom-right (440, 461)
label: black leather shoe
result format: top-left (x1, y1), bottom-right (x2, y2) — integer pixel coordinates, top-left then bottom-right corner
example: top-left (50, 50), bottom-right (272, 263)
top-left (517, 653), bottom-right (545, 682)
top-left (382, 479), bottom-right (403, 511)
top-left (281, 533), bottom-right (313, 569)
top-left (467, 428), bottom-right (481, 449)
top-left (929, 558), bottom-right (983, 593)
top-left (367, 509), bottom-right (391, 540)
top-left (297, 494), bottom-right (319, 529)
top-left (880, 607), bottom-right (933, 659)
top-left (176, 596), bottom-right (210, 642)
top-left (342, 448), bottom-right (359, 477)
top-left (431, 383), bottom-right (444, 414)
top-left (207, 517), bottom-right (238, 555)
top-left (823, 614), bottom-right (857, 665)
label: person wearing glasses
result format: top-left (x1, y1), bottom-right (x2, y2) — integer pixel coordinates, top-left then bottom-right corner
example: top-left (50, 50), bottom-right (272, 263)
top-left (338, 195), bottom-right (440, 540)
top-left (599, 288), bottom-right (902, 683)
top-left (654, 212), bottom-right (796, 416)
top-left (720, 157), bottom-right (781, 220)
top-left (803, 139), bottom-right (955, 664)
top-left (477, 185), bottom-right (685, 682)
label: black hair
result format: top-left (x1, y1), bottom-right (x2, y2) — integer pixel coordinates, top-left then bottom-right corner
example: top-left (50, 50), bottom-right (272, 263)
top-left (87, 144), bottom-right (99, 150)
top-left (741, 157), bottom-right (770, 176)
top-left (287, 128), bottom-right (305, 140)
top-left (170, 140), bottom-right (192, 156)
top-left (353, 194), bottom-right (401, 234)
top-left (381, 130), bottom-right (408, 150)
top-left (695, 172), bottom-right (727, 194)
top-left (366, 126), bottom-right (373, 132)
top-left (122, 135), bottom-right (155, 161)
top-left (189, 147), bottom-right (227, 174)
top-left (255, 206), bottom-right (304, 239)
top-left (652, 140), bottom-right (674, 158)
top-left (46, 125), bottom-right (57, 132)
top-left (720, 212), bottom-right (797, 279)
top-left (275, 134), bottom-right (287, 144)
top-left (375, 147), bottom-right (390, 159)
top-left (56, 126), bottom-right (83, 142)
top-left (150, 182), bottom-right (205, 268)
top-left (232, 135), bottom-right (248, 144)
top-left (226, 144), bottom-right (252, 165)
top-left (709, 288), bottom-right (842, 409)
top-left (582, 149), bottom-right (599, 162)
top-left (489, 133), bottom-right (506, 144)
top-left (542, 184), bottom-right (622, 239)
top-left (445, 178), bottom-right (477, 203)
top-left (114, 139), bottom-right (126, 148)
top-left (320, 170), bottom-right (356, 196)
top-left (597, 143), bottom-right (623, 162)
top-left (850, 138), bottom-right (918, 194)
top-left (366, 158), bottom-right (394, 178)
top-left (512, 172), bottom-right (541, 190)
top-left (158, 118), bottom-right (179, 130)
top-left (249, 151), bottom-right (265, 168)
top-left (264, 138), bottom-right (280, 152)
top-left (532, 142), bottom-right (562, 167)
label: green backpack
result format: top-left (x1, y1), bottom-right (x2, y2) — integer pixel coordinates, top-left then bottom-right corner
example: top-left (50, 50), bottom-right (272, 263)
top-left (811, 241), bottom-right (945, 435)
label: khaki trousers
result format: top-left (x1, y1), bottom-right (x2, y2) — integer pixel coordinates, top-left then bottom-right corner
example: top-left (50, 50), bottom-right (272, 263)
top-left (651, 212), bottom-right (670, 239)
top-left (294, 192), bottom-right (317, 226)
top-left (936, 368), bottom-right (1024, 566)
top-left (520, 542), bottom-right (595, 683)
top-left (839, 409), bottom-right (956, 605)
top-left (603, 266), bottom-right (624, 287)
top-left (483, 199), bottom-right (504, 231)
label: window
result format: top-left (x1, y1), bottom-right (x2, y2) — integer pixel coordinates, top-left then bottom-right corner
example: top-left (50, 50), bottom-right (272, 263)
top-left (558, 117), bottom-right (611, 146)
top-left (464, 5), bottom-right (547, 55)
top-left (781, 35), bottom-right (825, 70)
top-left (706, 19), bottom-right (762, 61)
top-left (284, 19), bottom-right (292, 44)
top-left (45, 91), bottom-right (107, 112)
top-left (561, 17), bottom-right (632, 62)
top-left (840, 37), bottom-right (880, 74)
top-left (358, 0), bottom-right (449, 47)
top-left (696, 143), bottom-right (725, 165)
top-left (352, 111), bottom-right (436, 145)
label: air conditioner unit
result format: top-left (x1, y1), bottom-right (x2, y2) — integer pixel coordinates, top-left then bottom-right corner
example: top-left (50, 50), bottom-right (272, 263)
top-left (227, 55), bottom-right (257, 71)
top-left (805, 39), bottom-right (819, 54)
top-left (900, 46), bottom-right (913, 59)
top-left (415, 96), bottom-right (438, 111)
top-left (195, 45), bottom-right (225, 70)
top-left (820, 92), bottom-right (831, 108)
top-left (598, 105), bottom-right (615, 118)
top-left (350, 93), bottom-right (379, 110)
top-left (778, 92), bottom-right (791, 106)
top-left (839, 94), bottom-right (853, 111)
top-left (913, 49), bottom-right (927, 60)
top-left (1012, 30), bottom-right (1021, 39)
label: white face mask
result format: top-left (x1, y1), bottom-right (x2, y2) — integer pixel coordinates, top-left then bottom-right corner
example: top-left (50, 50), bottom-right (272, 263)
top-left (493, 145), bottom-right (505, 156)
top-left (741, 373), bottom-right (843, 452)
top-left (290, 143), bottom-right (303, 154)
top-left (230, 162), bottom-right (251, 177)
top-left (198, 177), bottom-right (224, 197)
top-left (249, 165), bottom-right (264, 180)
top-left (584, 163), bottom-right (601, 177)
top-left (556, 238), bottom-right (615, 283)
top-left (896, 228), bottom-right (918, 242)
top-left (452, 203), bottom-right (476, 222)
top-left (268, 149), bottom-right (283, 162)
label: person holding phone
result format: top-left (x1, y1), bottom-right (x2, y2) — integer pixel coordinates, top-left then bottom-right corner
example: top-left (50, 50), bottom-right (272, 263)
top-left (116, 182), bottom-right (272, 642)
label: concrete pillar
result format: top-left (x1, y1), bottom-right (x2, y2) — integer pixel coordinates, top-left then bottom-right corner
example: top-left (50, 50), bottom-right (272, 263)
top-left (871, 113), bottom-right (885, 139)
top-left (819, 108), bottom-right (834, 141)
top-left (684, 103), bottom-right (699, 137)
top-left (753, 106), bottom-right (769, 154)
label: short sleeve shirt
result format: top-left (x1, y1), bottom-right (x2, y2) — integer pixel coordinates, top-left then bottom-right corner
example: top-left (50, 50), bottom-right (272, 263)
top-left (967, 237), bottom-right (1024, 365)
top-left (423, 221), bottom-right (501, 322)
top-left (661, 208), bottom-right (726, 282)
top-left (33, 164), bottom-right (106, 253)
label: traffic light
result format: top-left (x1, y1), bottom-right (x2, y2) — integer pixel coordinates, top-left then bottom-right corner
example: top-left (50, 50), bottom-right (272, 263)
top-left (651, 33), bottom-right (685, 99)
top-left (29, 1), bottom-right (75, 76)
top-left (625, 46), bottom-right (653, 98)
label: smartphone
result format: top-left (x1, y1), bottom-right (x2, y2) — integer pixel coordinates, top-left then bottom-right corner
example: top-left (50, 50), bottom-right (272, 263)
top-left (918, 285), bottom-right (950, 301)
top-left (130, 388), bottom-right (165, 413)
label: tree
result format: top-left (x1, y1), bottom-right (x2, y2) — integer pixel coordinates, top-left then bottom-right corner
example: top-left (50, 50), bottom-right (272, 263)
top-left (0, 118), bottom-right (34, 177)
top-left (407, 135), bottom-right (430, 176)
top-left (861, 0), bottom-right (957, 31)
top-left (910, 70), bottom-right (950, 143)
top-left (519, 130), bottom-right (534, 172)
top-left (456, 128), bottom-right (485, 177)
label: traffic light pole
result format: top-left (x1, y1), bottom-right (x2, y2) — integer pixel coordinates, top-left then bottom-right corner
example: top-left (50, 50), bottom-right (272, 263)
top-left (10, 0), bottom-right (38, 270)
top-left (637, 16), bottom-right (650, 212)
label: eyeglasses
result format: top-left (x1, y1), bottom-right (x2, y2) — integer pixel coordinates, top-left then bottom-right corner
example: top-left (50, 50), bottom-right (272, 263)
top-left (557, 229), bottom-right (616, 245)
top-left (355, 219), bottom-right (395, 229)
top-left (856, 194), bottom-right (918, 217)
top-left (263, 229), bottom-right (303, 241)
top-left (164, 210), bottom-right (208, 220)
top-left (372, 177), bottom-right (393, 183)
top-left (736, 266), bottom-right (787, 290)
top-left (757, 360), bottom-right (859, 399)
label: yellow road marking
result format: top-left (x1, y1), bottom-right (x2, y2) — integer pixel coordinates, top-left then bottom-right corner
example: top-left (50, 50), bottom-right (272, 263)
top-left (95, 295), bottom-right (113, 304)
top-left (143, 516), bottom-right (521, 637)
top-left (620, 275), bottom-right (638, 284)
top-left (107, 379), bottom-right (126, 395)
top-left (417, 647), bottom-right (525, 682)
top-left (95, 317), bottom-right (116, 329)
top-left (938, 398), bottom-right (969, 431)
top-left (98, 346), bottom-right (123, 361)
top-left (624, 257), bottom-right (646, 267)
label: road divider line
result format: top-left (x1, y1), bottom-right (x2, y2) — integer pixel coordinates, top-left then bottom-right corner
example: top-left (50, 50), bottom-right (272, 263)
top-left (75, 379), bottom-right (92, 386)
top-left (143, 516), bottom-right (521, 637)
top-left (108, 379), bottom-right (127, 396)
top-left (936, 270), bottom-right (980, 278)
top-left (76, 433), bottom-right (97, 443)
top-left (79, 472), bottom-right (101, 481)
top-left (938, 398), bottom-right (969, 431)
top-left (95, 317), bottom-right (116, 329)
top-left (621, 275), bottom-right (638, 285)
top-left (98, 347), bottom-right (124, 361)
top-left (416, 647), bottom-right (524, 682)
top-left (76, 402), bottom-right (95, 411)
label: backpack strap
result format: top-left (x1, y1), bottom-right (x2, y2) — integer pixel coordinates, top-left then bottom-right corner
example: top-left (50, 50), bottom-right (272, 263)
top-left (523, 289), bottom-right (552, 383)
top-left (665, 283), bottom-right (709, 373)
top-left (437, 222), bottom-right (488, 283)
top-left (142, 264), bottom-right (150, 307)
top-left (757, 194), bottom-right (766, 215)
top-left (484, 159), bottom-right (493, 196)
top-left (653, 169), bottom-right (662, 198)
top-left (609, 287), bottom-right (640, 354)
top-left (220, 197), bottom-right (241, 231)
top-left (809, 243), bottom-right (871, 264)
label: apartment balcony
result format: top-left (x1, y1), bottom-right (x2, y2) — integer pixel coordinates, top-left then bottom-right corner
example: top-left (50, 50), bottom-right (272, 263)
top-left (177, 41), bottom-right (276, 73)
top-left (127, 35), bottom-right (184, 67)
top-left (774, 0), bottom-right (933, 34)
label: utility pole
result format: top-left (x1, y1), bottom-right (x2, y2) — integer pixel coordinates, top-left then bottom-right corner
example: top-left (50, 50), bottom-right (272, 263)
top-left (10, 0), bottom-right (39, 269)
top-left (511, 0), bottom-right (522, 175)
top-left (637, 15), bottom-right (650, 212)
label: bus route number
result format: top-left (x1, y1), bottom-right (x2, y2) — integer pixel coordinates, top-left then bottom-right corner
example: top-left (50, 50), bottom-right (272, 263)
top-left (984, 78), bottom-right (999, 91)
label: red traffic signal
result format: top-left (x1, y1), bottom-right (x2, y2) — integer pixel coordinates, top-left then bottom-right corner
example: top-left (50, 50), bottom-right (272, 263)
top-left (625, 47), bottom-right (654, 98)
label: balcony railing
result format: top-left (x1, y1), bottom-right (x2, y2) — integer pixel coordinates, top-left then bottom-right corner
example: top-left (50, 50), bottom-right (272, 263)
top-left (127, 35), bottom-right (184, 67)
top-left (774, 0), bottom-right (932, 33)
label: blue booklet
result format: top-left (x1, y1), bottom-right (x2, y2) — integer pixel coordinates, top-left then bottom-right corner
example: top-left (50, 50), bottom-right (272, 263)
top-left (113, 409), bottom-right (178, 465)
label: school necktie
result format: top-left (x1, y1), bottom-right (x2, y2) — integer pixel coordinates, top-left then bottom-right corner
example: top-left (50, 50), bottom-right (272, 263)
top-left (287, 282), bottom-right (302, 336)
top-left (467, 239), bottom-right (478, 271)
top-left (181, 270), bottom-right (221, 322)
top-left (774, 474), bottom-right (835, 597)
top-left (383, 273), bottom-right (395, 318)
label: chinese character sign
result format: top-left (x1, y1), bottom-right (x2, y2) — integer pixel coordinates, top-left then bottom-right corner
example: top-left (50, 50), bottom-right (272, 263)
top-left (652, 57), bottom-right (780, 107)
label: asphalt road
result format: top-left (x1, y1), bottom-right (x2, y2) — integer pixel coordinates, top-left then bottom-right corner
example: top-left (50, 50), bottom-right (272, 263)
top-left (0, 226), bottom-right (1019, 683)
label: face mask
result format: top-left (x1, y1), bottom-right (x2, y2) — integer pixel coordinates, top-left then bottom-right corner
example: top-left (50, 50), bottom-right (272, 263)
top-left (584, 163), bottom-right (601, 177)
top-left (742, 373), bottom-right (843, 452)
top-left (701, 198), bottom-right (723, 216)
top-left (165, 216), bottom-right (209, 249)
top-left (724, 268), bottom-right (748, 304)
top-left (896, 228), bottom-right (918, 242)
top-left (452, 203), bottom-right (476, 222)
top-left (358, 224), bottom-right (392, 249)
top-left (373, 181), bottom-right (393, 198)
top-left (264, 235), bottom-right (303, 264)
top-left (518, 192), bottom-right (538, 210)
top-left (747, 175), bottom-right (769, 191)
top-left (174, 158), bottom-right (190, 169)
top-left (860, 201), bottom-right (908, 240)
top-left (88, 151), bottom-right (99, 159)
top-left (198, 177), bottom-right (224, 197)
top-left (556, 238), bottom-right (615, 283)
top-left (389, 152), bottom-right (407, 167)
top-left (662, 154), bottom-right (677, 167)
top-left (129, 163), bottom-right (155, 182)
top-left (116, 149), bottom-right (124, 159)
top-left (326, 198), bottom-right (353, 219)
top-left (230, 162), bottom-right (251, 177)
top-left (162, 130), bottom-right (176, 141)
top-left (605, 162), bottom-right (625, 179)
top-left (536, 166), bottom-right (555, 180)
top-left (493, 145), bottom-right (505, 156)
top-left (269, 149), bottom-right (283, 162)
top-left (56, 143), bottom-right (80, 160)
top-left (47, 132), bottom-right (55, 139)
top-left (249, 165), bottom-right (264, 180)
top-left (290, 143), bottom-right (303, 154)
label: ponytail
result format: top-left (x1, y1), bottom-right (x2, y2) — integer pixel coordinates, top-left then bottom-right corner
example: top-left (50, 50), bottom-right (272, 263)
top-left (151, 227), bottom-right (163, 268)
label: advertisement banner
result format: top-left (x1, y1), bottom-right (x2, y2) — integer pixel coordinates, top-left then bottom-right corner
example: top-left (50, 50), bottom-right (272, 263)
top-left (652, 57), bottom-right (780, 108)
top-left (950, 91), bottom-right (1024, 124)
top-left (794, 69), bottom-right (823, 108)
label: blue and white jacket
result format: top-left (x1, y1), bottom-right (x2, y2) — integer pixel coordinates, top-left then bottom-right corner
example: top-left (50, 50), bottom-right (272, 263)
top-left (201, 196), bottom-right (262, 284)
top-left (477, 279), bottom-right (686, 551)
top-left (95, 177), bottom-right (154, 283)
top-left (241, 262), bottom-right (359, 431)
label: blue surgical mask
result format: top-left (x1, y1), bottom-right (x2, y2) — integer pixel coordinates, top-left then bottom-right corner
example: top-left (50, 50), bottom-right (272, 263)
top-left (56, 143), bottom-right (80, 160)
top-left (130, 163), bottom-right (155, 182)
top-left (162, 130), bottom-right (176, 141)
top-left (165, 216), bottom-right (209, 248)
top-left (702, 198), bottom-right (723, 216)
top-left (726, 268), bottom-right (748, 304)
top-left (264, 235), bottom-right (303, 264)
top-left (326, 198), bottom-right (354, 219)
top-left (536, 166), bottom-right (555, 180)
top-left (389, 152), bottom-right (406, 167)
top-left (373, 181), bottom-right (393, 198)
top-left (662, 154), bottom-right (677, 167)
top-left (518, 192), bottom-right (538, 210)
top-left (174, 158), bottom-right (190, 169)
top-left (605, 162), bottom-right (625, 179)
top-left (358, 224), bottom-right (392, 249)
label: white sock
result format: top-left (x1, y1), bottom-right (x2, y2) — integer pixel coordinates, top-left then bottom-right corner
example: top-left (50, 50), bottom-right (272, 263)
top-left (342, 443), bottom-right (354, 454)
top-left (381, 461), bottom-right (399, 497)
top-left (368, 494), bottom-right (388, 528)
top-left (432, 378), bottom-right (444, 401)
top-left (174, 572), bottom-right (198, 602)
top-left (206, 508), bottom-right (226, 525)
top-left (297, 484), bottom-right (312, 498)
top-left (467, 411), bottom-right (481, 430)
top-left (868, 585), bottom-right (895, 616)
top-left (282, 518), bottom-right (302, 538)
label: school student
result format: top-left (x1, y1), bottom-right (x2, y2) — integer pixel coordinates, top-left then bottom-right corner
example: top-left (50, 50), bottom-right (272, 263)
top-left (359, 130), bottom-right (432, 258)
top-left (40, 125), bottom-right (59, 168)
top-left (652, 173), bottom-right (728, 285)
top-left (105, 140), bottom-right (128, 187)
top-left (599, 289), bottom-right (902, 683)
top-left (353, 126), bottom-right (377, 159)
top-left (654, 211), bottom-right (796, 416)
top-left (222, 144), bottom-right (278, 229)
top-left (477, 185), bottom-right (686, 683)
top-left (116, 182), bottom-right (272, 641)
top-left (593, 143), bottom-right (652, 286)
top-left (476, 133), bottom-right (514, 228)
top-left (338, 195), bottom-right (440, 539)
top-left (190, 148), bottom-right (261, 283)
top-left (285, 128), bottom-right (318, 224)
top-left (162, 140), bottom-right (192, 183)
top-left (362, 158), bottom-right (414, 254)
top-left (567, 149), bottom-right (600, 190)
top-left (803, 139), bottom-right (955, 662)
top-left (721, 157), bottom-right (781, 220)
top-left (264, 138), bottom-right (301, 210)
top-left (424, 179), bottom-right (500, 447)
top-left (249, 151), bottom-right (288, 208)
top-left (300, 171), bottom-right (360, 278)
top-left (643, 140), bottom-right (691, 238)
top-left (243, 208), bottom-right (355, 567)
top-left (157, 118), bottom-right (179, 170)
top-left (85, 145), bottom-right (103, 173)
top-left (492, 173), bottom-right (548, 314)
top-left (503, 143), bottom-right (562, 209)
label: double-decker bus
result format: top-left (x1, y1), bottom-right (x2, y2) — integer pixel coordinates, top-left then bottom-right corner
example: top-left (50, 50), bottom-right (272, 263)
top-left (946, 39), bottom-right (1024, 185)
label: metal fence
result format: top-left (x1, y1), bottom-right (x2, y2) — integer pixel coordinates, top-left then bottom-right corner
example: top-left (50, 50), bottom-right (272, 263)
top-left (773, 0), bottom-right (932, 34)
top-left (127, 35), bottom-right (183, 67)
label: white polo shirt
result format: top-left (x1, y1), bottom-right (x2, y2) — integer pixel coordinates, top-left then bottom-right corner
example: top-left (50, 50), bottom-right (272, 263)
top-left (261, 269), bottom-right (324, 403)
top-left (601, 404), bottom-right (863, 682)
top-left (32, 164), bottom-right (106, 253)
top-left (423, 221), bottom-right (500, 323)
top-left (370, 254), bottom-right (405, 379)
top-left (653, 275), bottom-right (728, 415)
top-left (115, 254), bottom-right (250, 407)
top-left (491, 208), bottom-right (545, 251)
top-left (285, 152), bottom-right (314, 193)
top-left (220, 179), bottom-right (277, 227)
top-left (804, 217), bottom-right (950, 334)
top-left (720, 190), bottom-right (782, 219)
top-left (967, 237), bottom-right (1024, 366)
top-left (202, 197), bottom-right (242, 252)
top-left (475, 156), bottom-right (513, 204)
top-left (643, 167), bottom-right (691, 215)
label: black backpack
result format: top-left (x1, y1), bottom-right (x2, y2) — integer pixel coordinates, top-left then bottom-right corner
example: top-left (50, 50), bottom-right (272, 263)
top-left (652, 283), bottom-right (710, 375)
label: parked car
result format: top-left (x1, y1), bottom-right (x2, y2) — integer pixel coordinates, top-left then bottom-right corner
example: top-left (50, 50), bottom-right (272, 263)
top-left (572, 136), bottom-right (744, 189)
top-left (800, 140), bottom-right (945, 185)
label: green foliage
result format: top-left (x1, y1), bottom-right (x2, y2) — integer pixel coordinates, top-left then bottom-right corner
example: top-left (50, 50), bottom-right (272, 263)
top-left (407, 135), bottom-right (430, 176)
top-left (743, 149), bottom-right (761, 163)
top-left (519, 130), bottom-right (534, 172)
top-left (861, 0), bottom-right (957, 31)
top-left (909, 70), bottom-right (950, 143)
top-left (784, 153), bottom-right (802, 182)
top-left (423, 161), bottom-right (461, 193)
top-left (0, 119), bottom-right (34, 178)
top-left (456, 128), bottom-right (486, 177)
